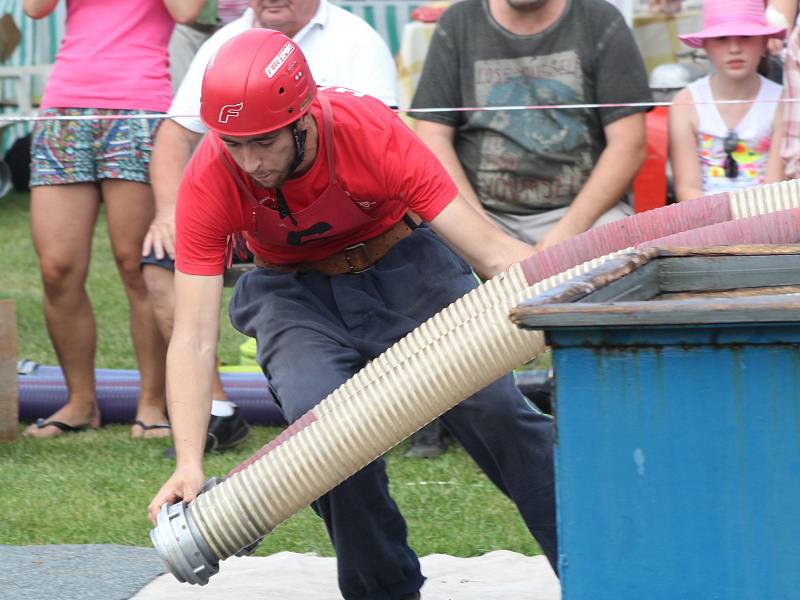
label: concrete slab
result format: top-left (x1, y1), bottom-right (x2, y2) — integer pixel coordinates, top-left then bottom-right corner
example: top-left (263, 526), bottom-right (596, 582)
top-left (134, 550), bottom-right (561, 600)
top-left (0, 544), bottom-right (165, 600)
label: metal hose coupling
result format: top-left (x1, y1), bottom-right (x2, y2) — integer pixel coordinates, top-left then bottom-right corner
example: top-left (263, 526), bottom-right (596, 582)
top-left (150, 477), bottom-right (262, 585)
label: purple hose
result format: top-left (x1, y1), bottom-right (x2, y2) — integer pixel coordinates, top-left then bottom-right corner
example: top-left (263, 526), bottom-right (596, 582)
top-left (18, 367), bottom-right (286, 425)
top-left (19, 365), bottom-right (553, 426)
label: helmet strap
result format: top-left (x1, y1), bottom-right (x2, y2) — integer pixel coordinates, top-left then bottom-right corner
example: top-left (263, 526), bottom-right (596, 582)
top-left (273, 121), bottom-right (307, 227)
top-left (288, 121), bottom-right (308, 175)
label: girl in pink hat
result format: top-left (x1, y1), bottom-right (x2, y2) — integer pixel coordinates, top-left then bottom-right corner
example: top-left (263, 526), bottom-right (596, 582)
top-left (668, 0), bottom-right (787, 201)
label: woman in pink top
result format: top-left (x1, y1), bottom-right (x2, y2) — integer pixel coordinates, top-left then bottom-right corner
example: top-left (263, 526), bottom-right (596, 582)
top-left (23, 0), bottom-right (203, 439)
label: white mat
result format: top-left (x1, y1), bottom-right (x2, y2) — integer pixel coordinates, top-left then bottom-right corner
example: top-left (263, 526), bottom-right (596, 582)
top-left (134, 550), bottom-right (561, 599)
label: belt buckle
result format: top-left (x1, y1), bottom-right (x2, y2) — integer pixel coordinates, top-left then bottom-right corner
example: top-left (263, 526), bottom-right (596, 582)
top-left (343, 242), bottom-right (371, 273)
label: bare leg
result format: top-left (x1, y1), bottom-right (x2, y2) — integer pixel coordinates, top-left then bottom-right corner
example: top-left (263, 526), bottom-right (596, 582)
top-left (102, 180), bottom-right (169, 438)
top-left (24, 183), bottom-right (102, 437)
top-left (211, 360), bottom-right (227, 401)
top-left (142, 264), bottom-right (228, 402)
top-left (142, 264), bottom-right (174, 341)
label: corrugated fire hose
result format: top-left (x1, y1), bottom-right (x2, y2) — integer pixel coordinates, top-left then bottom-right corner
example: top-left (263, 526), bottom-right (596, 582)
top-left (151, 181), bottom-right (800, 584)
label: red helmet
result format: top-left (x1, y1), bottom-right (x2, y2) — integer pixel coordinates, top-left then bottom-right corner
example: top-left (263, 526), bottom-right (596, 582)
top-left (200, 29), bottom-right (317, 136)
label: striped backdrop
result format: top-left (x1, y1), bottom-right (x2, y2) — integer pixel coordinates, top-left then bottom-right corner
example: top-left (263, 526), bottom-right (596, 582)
top-left (338, 0), bottom-right (421, 56)
top-left (0, 0), bottom-right (65, 153)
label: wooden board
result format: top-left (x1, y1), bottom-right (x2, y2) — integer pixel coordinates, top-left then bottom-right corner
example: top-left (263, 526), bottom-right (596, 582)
top-left (511, 245), bottom-right (800, 329)
top-left (0, 299), bottom-right (18, 441)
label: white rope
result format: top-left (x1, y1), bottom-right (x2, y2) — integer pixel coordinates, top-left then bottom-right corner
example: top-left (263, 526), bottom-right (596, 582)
top-left (3, 97), bottom-right (800, 123)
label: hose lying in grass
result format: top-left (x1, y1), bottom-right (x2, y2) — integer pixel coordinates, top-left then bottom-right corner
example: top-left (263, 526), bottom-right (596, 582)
top-left (151, 180), bottom-right (800, 585)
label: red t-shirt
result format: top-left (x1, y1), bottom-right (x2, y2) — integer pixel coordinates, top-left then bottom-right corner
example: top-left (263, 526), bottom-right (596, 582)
top-left (175, 89), bottom-right (457, 276)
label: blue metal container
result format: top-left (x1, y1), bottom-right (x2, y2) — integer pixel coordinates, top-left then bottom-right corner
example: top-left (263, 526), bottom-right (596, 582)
top-left (512, 247), bottom-right (800, 600)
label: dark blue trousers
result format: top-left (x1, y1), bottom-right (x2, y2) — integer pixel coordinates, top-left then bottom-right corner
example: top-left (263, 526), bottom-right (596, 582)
top-left (230, 227), bottom-right (557, 600)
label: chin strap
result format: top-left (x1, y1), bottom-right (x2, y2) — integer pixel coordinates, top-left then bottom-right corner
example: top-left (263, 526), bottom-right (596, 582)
top-left (274, 121), bottom-right (308, 226)
top-left (288, 121), bottom-right (308, 176)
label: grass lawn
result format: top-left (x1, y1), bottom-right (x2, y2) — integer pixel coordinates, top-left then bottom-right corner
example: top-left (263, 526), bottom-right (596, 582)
top-left (0, 189), bottom-right (545, 557)
top-left (0, 425), bottom-right (542, 557)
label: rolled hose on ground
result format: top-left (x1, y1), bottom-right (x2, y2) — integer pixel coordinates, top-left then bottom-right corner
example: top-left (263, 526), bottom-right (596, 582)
top-left (151, 181), bottom-right (800, 585)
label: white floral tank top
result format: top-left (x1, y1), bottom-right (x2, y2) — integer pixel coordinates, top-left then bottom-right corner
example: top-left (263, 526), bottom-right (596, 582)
top-left (687, 74), bottom-right (782, 194)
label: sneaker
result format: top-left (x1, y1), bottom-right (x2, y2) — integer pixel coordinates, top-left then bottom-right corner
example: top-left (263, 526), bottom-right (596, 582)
top-left (163, 407), bottom-right (251, 459)
top-left (404, 420), bottom-right (449, 459)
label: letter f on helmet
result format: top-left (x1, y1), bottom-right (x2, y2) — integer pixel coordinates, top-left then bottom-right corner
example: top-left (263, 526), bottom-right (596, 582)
top-left (200, 29), bottom-right (317, 136)
top-left (218, 102), bottom-right (244, 124)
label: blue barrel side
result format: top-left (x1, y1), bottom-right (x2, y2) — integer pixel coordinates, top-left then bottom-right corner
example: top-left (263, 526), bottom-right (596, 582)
top-left (551, 324), bottom-right (800, 600)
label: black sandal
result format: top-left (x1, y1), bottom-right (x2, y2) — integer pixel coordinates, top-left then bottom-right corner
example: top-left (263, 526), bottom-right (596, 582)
top-left (133, 419), bottom-right (171, 431)
top-left (34, 418), bottom-right (90, 433)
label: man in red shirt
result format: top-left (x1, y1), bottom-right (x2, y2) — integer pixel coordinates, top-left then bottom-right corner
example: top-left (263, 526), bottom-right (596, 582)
top-left (149, 29), bottom-right (557, 600)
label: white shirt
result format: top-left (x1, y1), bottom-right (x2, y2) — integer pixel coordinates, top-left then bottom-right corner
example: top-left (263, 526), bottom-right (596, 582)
top-left (170, 1), bottom-right (399, 133)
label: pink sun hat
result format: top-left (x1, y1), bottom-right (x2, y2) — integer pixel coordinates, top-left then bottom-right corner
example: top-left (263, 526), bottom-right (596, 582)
top-left (678, 0), bottom-right (786, 48)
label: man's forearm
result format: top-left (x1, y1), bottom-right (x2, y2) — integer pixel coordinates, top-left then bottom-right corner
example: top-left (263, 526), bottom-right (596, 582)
top-left (430, 194), bottom-right (535, 279)
top-left (166, 340), bottom-right (216, 467)
top-left (551, 111), bottom-right (648, 237)
top-left (151, 120), bottom-right (202, 216)
top-left (559, 139), bottom-right (646, 231)
top-left (168, 272), bottom-right (225, 467)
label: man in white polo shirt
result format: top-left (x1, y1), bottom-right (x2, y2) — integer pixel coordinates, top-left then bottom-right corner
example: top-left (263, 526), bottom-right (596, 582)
top-left (141, 0), bottom-right (398, 457)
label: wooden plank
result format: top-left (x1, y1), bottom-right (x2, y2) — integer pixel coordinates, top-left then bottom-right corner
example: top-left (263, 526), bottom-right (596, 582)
top-left (511, 294), bottom-right (800, 329)
top-left (516, 249), bottom-right (657, 309)
top-left (658, 244), bottom-right (800, 257)
top-left (575, 261), bottom-right (660, 303)
top-left (513, 246), bottom-right (800, 330)
top-left (0, 300), bottom-right (18, 442)
top-left (656, 285), bottom-right (800, 301)
top-left (657, 255), bottom-right (800, 292)
top-left (654, 244), bottom-right (800, 257)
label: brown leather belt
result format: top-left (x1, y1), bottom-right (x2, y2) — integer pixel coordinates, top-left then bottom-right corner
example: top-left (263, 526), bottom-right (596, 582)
top-left (254, 219), bottom-right (416, 276)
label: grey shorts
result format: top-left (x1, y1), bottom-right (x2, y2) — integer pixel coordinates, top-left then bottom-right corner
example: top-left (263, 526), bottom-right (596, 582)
top-left (486, 202), bottom-right (634, 245)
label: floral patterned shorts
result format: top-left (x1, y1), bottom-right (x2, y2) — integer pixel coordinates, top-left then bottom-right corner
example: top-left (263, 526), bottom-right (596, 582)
top-left (30, 108), bottom-right (163, 186)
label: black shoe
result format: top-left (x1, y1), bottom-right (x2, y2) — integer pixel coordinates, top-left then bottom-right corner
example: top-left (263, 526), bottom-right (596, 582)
top-left (516, 369), bottom-right (554, 415)
top-left (402, 593), bottom-right (421, 600)
top-left (163, 407), bottom-right (251, 459)
top-left (404, 420), bottom-right (449, 459)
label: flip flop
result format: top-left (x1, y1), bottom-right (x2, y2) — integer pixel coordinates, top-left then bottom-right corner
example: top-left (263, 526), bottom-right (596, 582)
top-left (132, 419), bottom-right (171, 431)
top-left (34, 418), bottom-right (90, 433)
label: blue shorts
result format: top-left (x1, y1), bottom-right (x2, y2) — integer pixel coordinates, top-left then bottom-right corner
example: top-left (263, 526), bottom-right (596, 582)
top-left (140, 249), bottom-right (175, 271)
top-left (30, 108), bottom-right (161, 186)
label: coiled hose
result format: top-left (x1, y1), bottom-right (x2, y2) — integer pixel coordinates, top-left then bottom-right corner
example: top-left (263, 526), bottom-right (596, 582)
top-left (151, 180), bottom-right (800, 584)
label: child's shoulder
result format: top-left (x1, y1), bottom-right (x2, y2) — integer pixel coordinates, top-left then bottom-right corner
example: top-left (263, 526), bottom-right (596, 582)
top-left (671, 86), bottom-right (695, 107)
top-left (671, 75), bottom-right (710, 105)
top-left (669, 86), bottom-right (698, 129)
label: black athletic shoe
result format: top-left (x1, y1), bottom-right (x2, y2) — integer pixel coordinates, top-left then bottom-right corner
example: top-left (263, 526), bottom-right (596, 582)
top-left (404, 420), bottom-right (450, 459)
top-left (162, 407), bottom-right (251, 459)
top-left (206, 407), bottom-right (251, 452)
